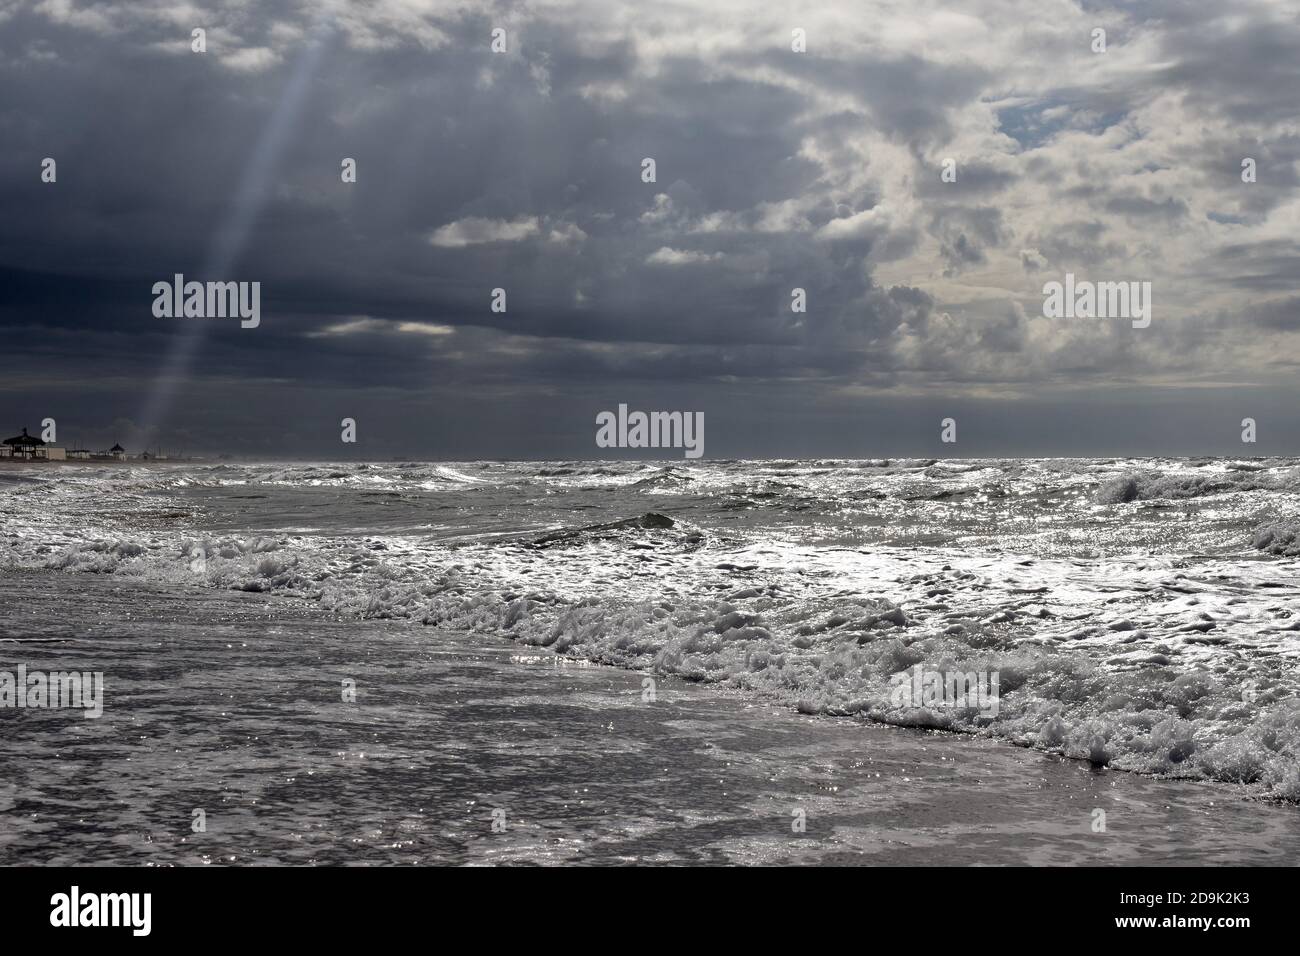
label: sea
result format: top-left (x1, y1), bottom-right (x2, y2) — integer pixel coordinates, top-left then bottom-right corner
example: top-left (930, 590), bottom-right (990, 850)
top-left (2, 457), bottom-right (1299, 864)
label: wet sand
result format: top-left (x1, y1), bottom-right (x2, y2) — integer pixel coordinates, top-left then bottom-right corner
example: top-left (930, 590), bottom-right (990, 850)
top-left (1, 570), bottom-right (1296, 865)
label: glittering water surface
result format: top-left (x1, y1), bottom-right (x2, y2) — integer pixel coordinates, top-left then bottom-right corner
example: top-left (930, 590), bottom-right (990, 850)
top-left (2, 457), bottom-right (1300, 862)
top-left (1, 572), bottom-right (1297, 865)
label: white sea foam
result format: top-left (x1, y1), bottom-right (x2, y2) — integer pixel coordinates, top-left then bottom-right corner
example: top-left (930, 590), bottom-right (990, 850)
top-left (5, 457), bottom-right (1300, 797)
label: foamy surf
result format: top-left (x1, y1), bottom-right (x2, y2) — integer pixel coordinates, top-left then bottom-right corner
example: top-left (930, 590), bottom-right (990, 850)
top-left (4, 457), bottom-right (1300, 799)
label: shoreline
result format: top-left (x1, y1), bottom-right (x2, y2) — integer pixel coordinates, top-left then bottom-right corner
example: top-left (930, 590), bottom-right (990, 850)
top-left (2, 569), bottom-right (1297, 865)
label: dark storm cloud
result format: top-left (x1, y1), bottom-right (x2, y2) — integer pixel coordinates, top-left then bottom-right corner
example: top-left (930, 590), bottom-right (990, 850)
top-left (2, 0), bottom-right (1299, 456)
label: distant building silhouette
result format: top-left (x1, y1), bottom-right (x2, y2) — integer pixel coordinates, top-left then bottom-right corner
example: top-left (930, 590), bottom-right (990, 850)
top-left (1, 427), bottom-right (63, 460)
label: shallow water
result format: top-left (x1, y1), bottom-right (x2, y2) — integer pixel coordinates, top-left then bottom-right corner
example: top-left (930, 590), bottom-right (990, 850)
top-left (1, 571), bottom-right (1296, 865)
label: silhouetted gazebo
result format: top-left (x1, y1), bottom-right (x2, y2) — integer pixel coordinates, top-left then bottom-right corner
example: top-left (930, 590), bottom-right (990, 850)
top-left (2, 428), bottom-right (45, 457)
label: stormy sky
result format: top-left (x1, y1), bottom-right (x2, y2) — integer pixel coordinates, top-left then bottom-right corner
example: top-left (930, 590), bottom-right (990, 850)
top-left (2, 0), bottom-right (1298, 459)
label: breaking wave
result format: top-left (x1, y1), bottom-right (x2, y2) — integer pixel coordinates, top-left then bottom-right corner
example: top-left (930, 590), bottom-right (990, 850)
top-left (1096, 468), bottom-right (1300, 503)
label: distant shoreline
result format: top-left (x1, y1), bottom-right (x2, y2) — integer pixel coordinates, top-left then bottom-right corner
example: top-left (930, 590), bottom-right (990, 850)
top-left (0, 458), bottom-right (207, 466)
